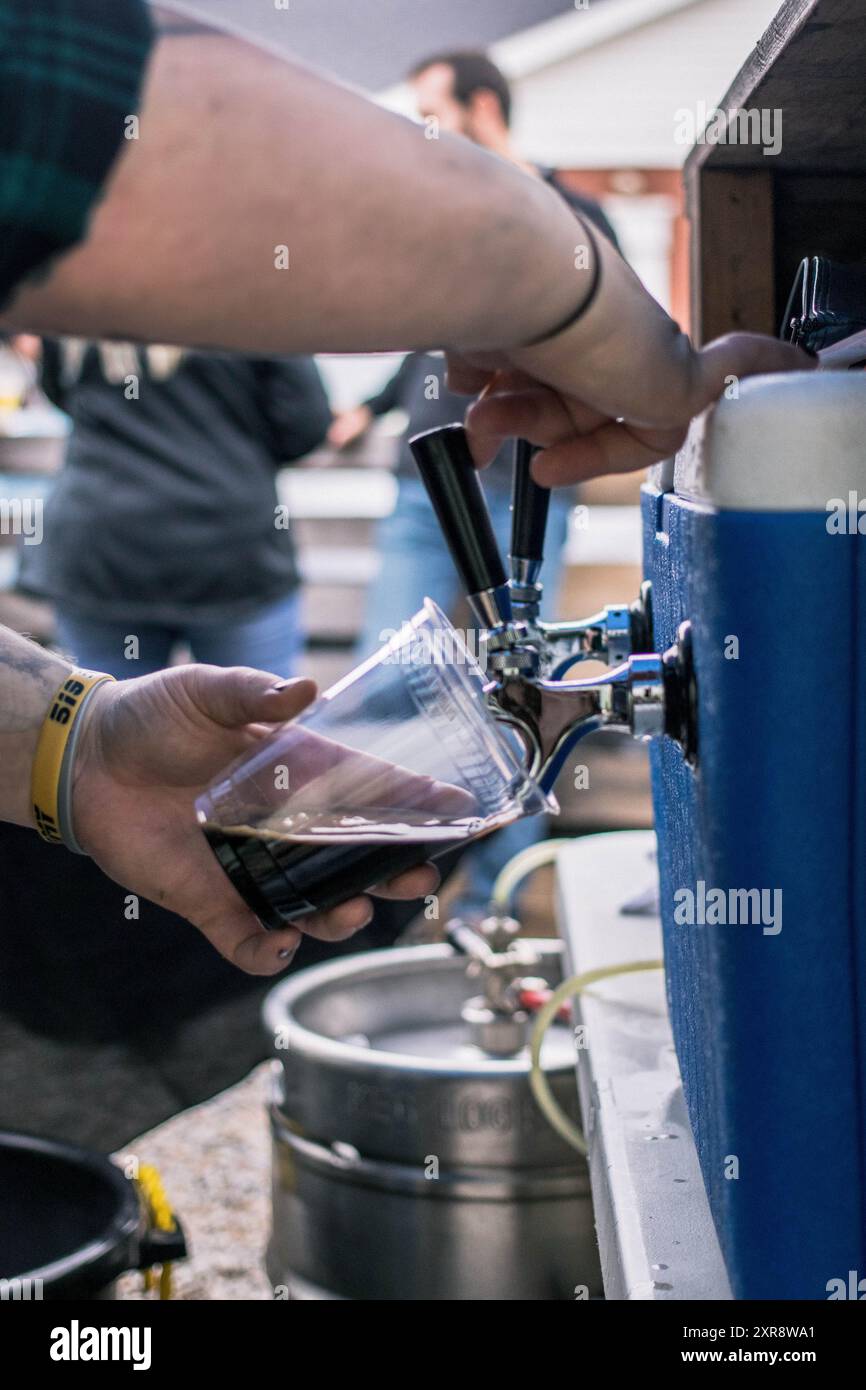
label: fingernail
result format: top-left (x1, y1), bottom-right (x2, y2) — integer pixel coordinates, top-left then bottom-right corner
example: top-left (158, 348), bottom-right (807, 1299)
top-left (277, 947), bottom-right (295, 960)
top-left (269, 681), bottom-right (291, 692)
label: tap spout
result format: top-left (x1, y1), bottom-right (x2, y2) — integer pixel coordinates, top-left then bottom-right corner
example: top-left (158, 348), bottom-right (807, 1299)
top-left (486, 654), bottom-right (666, 794)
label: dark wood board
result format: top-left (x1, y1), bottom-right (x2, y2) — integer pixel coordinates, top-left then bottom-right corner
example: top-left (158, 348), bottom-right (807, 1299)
top-left (691, 171), bottom-right (776, 342)
top-left (685, 0), bottom-right (866, 177)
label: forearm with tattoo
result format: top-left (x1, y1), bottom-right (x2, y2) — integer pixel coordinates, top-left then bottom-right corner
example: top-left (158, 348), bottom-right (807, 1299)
top-left (0, 627), bottom-right (73, 828)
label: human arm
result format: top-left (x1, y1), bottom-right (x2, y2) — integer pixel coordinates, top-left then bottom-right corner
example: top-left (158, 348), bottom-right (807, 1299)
top-left (362, 356), bottom-right (420, 418)
top-left (1, 15), bottom-right (814, 481)
top-left (0, 22), bottom-right (585, 357)
top-left (327, 355), bottom-right (420, 450)
top-left (455, 223), bottom-right (816, 483)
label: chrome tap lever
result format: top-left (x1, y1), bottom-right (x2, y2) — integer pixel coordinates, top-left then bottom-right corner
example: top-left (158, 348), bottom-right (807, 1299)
top-left (409, 423), bottom-right (513, 631)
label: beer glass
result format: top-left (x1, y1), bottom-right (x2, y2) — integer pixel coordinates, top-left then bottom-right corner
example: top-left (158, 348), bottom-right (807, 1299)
top-left (196, 600), bottom-right (554, 927)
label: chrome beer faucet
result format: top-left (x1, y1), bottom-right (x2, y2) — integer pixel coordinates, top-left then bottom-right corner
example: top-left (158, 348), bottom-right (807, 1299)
top-left (507, 439), bottom-right (654, 676)
top-left (409, 424), bottom-right (697, 794)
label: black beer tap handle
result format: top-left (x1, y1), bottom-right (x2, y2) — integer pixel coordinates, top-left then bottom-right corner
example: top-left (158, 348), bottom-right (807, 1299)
top-left (409, 424), bottom-right (508, 599)
top-left (510, 439), bottom-right (550, 574)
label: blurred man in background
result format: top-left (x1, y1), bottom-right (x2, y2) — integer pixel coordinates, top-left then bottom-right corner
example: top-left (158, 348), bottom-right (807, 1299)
top-left (329, 52), bottom-right (622, 923)
top-left (16, 340), bottom-right (330, 679)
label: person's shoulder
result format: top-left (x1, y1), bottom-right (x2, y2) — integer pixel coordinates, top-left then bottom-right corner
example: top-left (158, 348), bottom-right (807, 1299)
top-left (0, 0), bottom-right (154, 312)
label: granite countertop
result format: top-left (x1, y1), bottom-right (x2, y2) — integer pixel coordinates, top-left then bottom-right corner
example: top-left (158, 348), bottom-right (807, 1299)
top-left (117, 1064), bottom-right (274, 1302)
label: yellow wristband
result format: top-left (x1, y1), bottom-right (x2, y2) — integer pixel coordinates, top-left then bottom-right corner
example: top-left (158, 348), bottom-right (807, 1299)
top-left (31, 669), bottom-right (115, 846)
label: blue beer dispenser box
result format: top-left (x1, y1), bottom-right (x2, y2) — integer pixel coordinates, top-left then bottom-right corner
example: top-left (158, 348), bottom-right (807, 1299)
top-left (643, 370), bottom-right (866, 1301)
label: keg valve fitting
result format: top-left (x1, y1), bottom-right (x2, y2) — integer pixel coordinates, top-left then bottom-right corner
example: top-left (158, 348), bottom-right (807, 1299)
top-left (447, 913), bottom-right (546, 1058)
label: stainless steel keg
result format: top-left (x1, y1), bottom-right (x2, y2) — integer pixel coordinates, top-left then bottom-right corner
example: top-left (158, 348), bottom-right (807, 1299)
top-left (263, 942), bottom-right (601, 1300)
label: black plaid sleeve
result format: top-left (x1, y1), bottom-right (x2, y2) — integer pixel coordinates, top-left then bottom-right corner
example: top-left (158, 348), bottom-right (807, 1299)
top-left (0, 0), bottom-right (154, 311)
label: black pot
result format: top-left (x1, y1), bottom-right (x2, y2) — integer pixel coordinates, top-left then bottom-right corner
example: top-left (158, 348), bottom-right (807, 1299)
top-left (0, 1131), bottom-right (186, 1300)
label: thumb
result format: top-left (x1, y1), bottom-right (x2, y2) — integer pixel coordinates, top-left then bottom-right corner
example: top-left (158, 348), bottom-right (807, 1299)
top-left (692, 334), bottom-right (817, 415)
top-left (187, 666), bottom-right (317, 729)
top-left (192, 895), bottom-right (303, 975)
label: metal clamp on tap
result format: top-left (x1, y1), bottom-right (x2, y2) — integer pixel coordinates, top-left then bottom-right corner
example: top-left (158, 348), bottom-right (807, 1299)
top-left (409, 423), bottom-right (697, 794)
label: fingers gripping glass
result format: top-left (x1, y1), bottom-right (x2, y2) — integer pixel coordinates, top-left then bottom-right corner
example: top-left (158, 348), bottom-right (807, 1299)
top-left (196, 601), bottom-right (554, 928)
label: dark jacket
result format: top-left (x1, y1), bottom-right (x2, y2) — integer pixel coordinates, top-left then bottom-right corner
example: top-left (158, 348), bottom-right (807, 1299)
top-left (363, 170), bottom-right (621, 490)
top-left (18, 343), bottom-right (331, 625)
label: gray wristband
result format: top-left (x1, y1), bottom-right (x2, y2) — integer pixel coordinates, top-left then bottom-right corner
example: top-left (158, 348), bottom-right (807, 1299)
top-left (56, 680), bottom-right (104, 855)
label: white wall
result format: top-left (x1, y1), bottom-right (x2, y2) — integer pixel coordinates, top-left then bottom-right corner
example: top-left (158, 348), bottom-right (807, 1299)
top-left (604, 193), bottom-right (677, 310)
top-left (508, 0), bottom-right (783, 168)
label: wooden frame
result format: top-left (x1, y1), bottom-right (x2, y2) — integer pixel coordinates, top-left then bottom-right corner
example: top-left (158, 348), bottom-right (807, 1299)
top-left (685, 0), bottom-right (866, 343)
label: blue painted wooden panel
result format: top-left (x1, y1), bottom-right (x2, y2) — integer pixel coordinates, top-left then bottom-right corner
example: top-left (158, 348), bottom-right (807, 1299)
top-left (643, 482), bottom-right (866, 1299)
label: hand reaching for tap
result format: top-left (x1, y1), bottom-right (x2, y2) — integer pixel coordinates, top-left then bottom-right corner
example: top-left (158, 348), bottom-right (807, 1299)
top-left (451, 221), bottom-right (817, 486)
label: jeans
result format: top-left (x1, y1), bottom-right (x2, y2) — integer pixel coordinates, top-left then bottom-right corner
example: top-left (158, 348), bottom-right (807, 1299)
top-left (55, 589), bottom-right (304, 681)
top-left (359, 477), bottom-right (573, 916)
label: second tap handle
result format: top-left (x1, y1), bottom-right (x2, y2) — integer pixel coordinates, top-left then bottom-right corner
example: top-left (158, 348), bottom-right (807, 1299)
top-left (409, 423), bottom-right (507, 598)
top-left (511, 440), bottom-right (550, 575)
